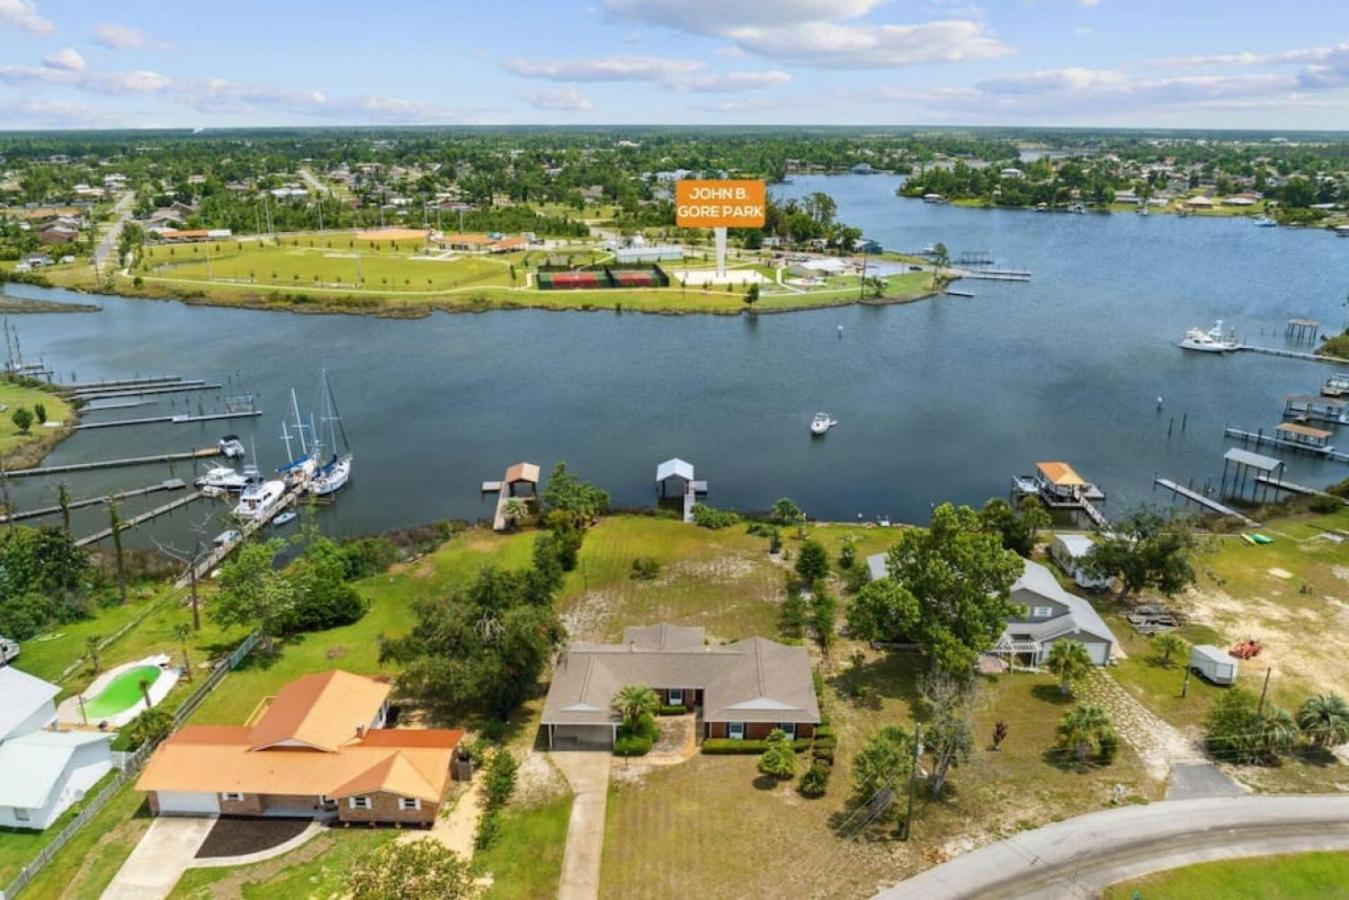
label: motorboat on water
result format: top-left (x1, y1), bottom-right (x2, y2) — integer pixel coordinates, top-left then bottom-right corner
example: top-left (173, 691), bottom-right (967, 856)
top-left (1179, 321), bottom-right (1239, 353)
top-left (196, 463), bottom-right (260, 492)
top-left (810, 412), bottom-right (837, 435)
top-left (1323, 373), bottom-right (1349, 398)
top-left (1253, 216), bottom-right (1277, 227)
top-left (218, 435), bottom-right (246, 458)
top-left (233, 479), bottom-right (285, 520)
top-left (272, 510), bottom-right (297, 527)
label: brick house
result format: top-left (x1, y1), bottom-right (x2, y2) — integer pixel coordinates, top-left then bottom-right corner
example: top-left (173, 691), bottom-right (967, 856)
top-left (542, 624), bottom-right (820, 749)
top-left (136, 671), bottom-right (462, 825)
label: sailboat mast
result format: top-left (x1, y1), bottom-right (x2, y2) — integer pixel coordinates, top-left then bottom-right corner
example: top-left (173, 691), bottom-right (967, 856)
top-left (323, 369), bottom-right (351, 452)
top-left (289, 388), bottom-right (309, 456)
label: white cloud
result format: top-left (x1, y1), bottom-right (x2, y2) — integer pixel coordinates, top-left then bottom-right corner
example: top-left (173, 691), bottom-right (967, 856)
top-left (505, 55), bottom-right (788, 91)
top-left (42, 47), bottom-right (85, 72)
top-left (93, 22), bottom-right (153, 50)
top-left (0, 0), bottom-right (52, 35)
top-left (521, 87), bottom-right (594, 111)
top-left (0, 98), bottom-right (119, 128)
top-left (1152, 42), bottom-right (1349, 70)
top-left (599, 0), bottom-right (1008, 68)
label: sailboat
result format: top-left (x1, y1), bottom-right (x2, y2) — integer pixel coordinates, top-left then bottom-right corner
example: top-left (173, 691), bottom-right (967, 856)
top-left (277, 388), bottom-right (319, 487)
top-left (309, 370), bottom-right (353, 496)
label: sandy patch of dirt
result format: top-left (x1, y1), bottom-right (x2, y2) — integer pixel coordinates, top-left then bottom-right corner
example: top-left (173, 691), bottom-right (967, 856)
top-left (671, 554), bottom-right (758, 582)
top-left (561, 589), bottom-right (617, 641)
top-left (1267, 567), bottom-right (1293, 579)
top-left (515, 750), bottom-right (570, 807)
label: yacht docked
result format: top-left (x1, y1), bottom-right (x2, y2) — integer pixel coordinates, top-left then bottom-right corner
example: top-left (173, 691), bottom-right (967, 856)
top-left (196, 463), bottom-right (260, 492)
top-left (810, 412), bottom-right (837, 435)
top-left (1179, 321), bottom-right (1239, 353)
top-left (1323, 373), bottom-right (1349, 398)
top-left (233, 479), bottom-right (285, 521)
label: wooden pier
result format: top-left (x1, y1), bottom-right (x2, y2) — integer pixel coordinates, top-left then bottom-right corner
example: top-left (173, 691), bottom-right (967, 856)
top-left (958, 269), bottom-right (1031, 282)
top-left (57, 375), bottom-right (185, 392)
top-left (1253, 475), bottom-right (1344, 502)
top-left (175, 489), bottom-right (302, 587)
top-left (74, 409), bottom-right (261, 431)
top-left (1224, 426), bottom-right (1349, 463)
top-left (1154, 478), bottom-right (1259, 527)
top-left (75, 490), bottom-right (204, 548)
top-left (682, 481), bottom-right (709, 523)
top-left (2, 446), bottom-right (221, 478)
top-left (944, 288), bottom-right (976, 298)
top-left (1231, 345), bottom-right (1337, 364)
top-left (72, 381), bottom-right (220, 401)
top-left (0, 479), bottom-right (186, 524)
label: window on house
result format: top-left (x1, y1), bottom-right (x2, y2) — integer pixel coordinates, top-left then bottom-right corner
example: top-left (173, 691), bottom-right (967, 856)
top-left (778, 723), bottom-right (797, 739)
top-left (221, 792), bottom-right (245, 802)
top-left (14, 808), bottom-right (30, 822)
top-left (728, 722), bottom-right (745, 740)
top-left (348, 796), bottom-right (372, 810)
top-left (667, 689), bottom-right (684, 706)
top-left (1032, 606), bottom-right (1054, 619)
top-left (399, 797), bottom-right (421, 811)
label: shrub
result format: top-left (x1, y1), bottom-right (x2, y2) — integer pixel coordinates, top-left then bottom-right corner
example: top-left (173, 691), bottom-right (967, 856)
top-left (339, 536), bottom-right (399, 579)
top-left (614, 733), bottom-right (654, 756)
top-left (122, 706), bottom-right (172, 750)
top-left (658, 704), bottom-right (687, 716)
top-left (812, 733), bottom-right (837, 751)
top-left (1309, 495), bottom-right (1342, 514)
top-left (758, 728), bottom-right (798, 779)
top-left (811, 746), bottom-right (835, 765)
top-left (630, 556), bottom-right (661, 580)
top-left (483, 750), bottom-right (519, 809)
top-left (703, 737), bottom-right (811, 754)
top-left (815, 724), bottom-right (836, 740)
top-left (799, 760), bottom-right (831, 798)
top-left (692, 504), bottom-right (740, 529)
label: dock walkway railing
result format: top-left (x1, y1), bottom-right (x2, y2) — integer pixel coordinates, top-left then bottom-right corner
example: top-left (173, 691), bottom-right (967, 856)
top-left (0, 630), bottom-right (261, 900)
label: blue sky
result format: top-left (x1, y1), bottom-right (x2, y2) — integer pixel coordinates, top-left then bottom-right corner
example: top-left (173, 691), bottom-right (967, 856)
top-left (2, 0), bottom-right (1348, 130)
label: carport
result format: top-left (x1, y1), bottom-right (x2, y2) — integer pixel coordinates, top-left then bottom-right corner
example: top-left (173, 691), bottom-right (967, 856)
top-left (546, 723), bottom-right (616, 750)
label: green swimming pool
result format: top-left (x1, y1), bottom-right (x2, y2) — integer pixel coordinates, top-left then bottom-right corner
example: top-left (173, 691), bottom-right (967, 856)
top-left (83, 664), bottom-right (162, 719)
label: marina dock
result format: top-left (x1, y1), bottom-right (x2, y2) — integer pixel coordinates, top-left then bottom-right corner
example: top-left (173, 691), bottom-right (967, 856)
top-left (0, 479), bottom-right (187, 524)
top-left (57, 375), bottom-right (186, 392)
top-left (74, 409), bottom-right (262, 431)
top-left (75, 490), bottom-right (204, 548)
top-left (1154, 477), bottom-right (1259, 527)
top-left (174, 488), bottom-right (302, 586)
top-left (1253, 475), bottom-right (1344, 502)
top-left (957, 269), bottom-right (1031, 282)
top-left (72, 381), bottom-right (221, 401)
top-left (2, 446), bottom-right (221, 478)
top-left (1224, 426), bottom-right (1349, 463)
top-left (1231, 345), bottom-right (1337, 364)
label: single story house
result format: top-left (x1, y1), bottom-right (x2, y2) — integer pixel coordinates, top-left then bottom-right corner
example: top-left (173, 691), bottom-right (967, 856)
top-left (137, 671), bottom-right (463, 825)
top-left (541, 624), bottom-right (820, 748)
top-left (1048, 533), bottom-right (1113, 590)
top-left (864, 557), bottom-right (1118, 667)
top-left (0, 667), bottom-right (113, 830)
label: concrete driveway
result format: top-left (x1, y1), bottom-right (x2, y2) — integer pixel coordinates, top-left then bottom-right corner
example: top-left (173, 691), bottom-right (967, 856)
top-left (551, 751), bottom-right (611, 900)
top-left (102, 816), bottom-right (215, 900)
top-left (877, 795), bottom-right (1349, 899)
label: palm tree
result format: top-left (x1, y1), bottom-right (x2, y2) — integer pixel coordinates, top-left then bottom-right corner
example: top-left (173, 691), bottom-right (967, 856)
top-left (1056, 703), bottom-right (1115, 763)
top-left (1045, 640), bottom-right (1093, 696)
top-left (502, 498), bottom-right (528, 529)
top-left (1296, 694), bottom-right (1349, 748)
top-left (612, 684), bottom-right (660, 728)
top-left (1256, 707), bottom-right (1300, 759)
top-left (1152, 633), bottom-right (1187, 668)
top-left (174, 623), bottom-right (193, 682)
top-left (137, 676), bottom-right (153, 711)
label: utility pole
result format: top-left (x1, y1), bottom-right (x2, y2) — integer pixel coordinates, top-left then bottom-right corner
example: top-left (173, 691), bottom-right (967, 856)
top-left (1181, 664), bottom-right (1191, 698)
top-left (1257, 667), bottom-right (1272, 715)
top-left (900, 723), bottom-right (922, 841)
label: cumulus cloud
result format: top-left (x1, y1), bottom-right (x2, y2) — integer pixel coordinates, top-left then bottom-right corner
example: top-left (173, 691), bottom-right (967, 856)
top-left (0, 98), bottom-right (119, 128)
top-left (0, 0), bottom-right (52, 35)
top-left (599, 0), bottom-right (1009, 68)
top-left (93, 22), bottom-right (155, 50)
top-left (42, 47), bottom-right (85, 72)
top-left (521, 87), bottom-right (593, 111)
top-left (505, 55), bottom-right (788, 91)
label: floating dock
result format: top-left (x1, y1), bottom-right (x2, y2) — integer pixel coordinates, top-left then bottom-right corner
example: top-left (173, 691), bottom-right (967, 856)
top-left (944, 288), bottom-right (976, 298)
top-left (958, 269), bottom-right (1031, 282)
top-left (74, 490), bottom-right (204, 548)
top-left (57, 375), bottom-right (185, 392)
top-left (74, 409), bottom-right (262, 431)
top-left (175, 488), bottom-right (302, 586)
top-left (72, 381), bottom-right (220, 401)
top-left (0, 479), bottom-right (186, 524)
top-left (1154, 477), bottom-right (1259, 527)
top-left (2, 446), bottom-right (221, 478)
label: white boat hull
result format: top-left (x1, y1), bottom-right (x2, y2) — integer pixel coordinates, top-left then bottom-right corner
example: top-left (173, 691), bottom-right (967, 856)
top-left (310, 456), bottom-right (352, 496)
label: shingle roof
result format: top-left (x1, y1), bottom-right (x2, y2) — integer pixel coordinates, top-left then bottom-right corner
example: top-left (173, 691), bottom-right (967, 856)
top-left (0, 667), bottom-right (59, 739)
top-left (543, 626), bottom-right (820, 726)
top-left (248, 670), bottom-right (390, 752)
top-left (0, 730), bottom-right (112, 809)
top-left (1011, 560), bottom-right (1117, 645)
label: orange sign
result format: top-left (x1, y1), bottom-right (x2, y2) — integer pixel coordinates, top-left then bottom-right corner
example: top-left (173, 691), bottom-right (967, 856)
top-left (675, 179), bottom-right (766, 229)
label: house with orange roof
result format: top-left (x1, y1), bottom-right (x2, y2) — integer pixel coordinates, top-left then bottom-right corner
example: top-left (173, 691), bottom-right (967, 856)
top-left (136, 671), bottom-right (462, 825)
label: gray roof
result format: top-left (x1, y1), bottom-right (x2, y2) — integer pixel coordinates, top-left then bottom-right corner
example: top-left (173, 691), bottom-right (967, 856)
top-left (0, 667), bottom-right (59, 739)
top-left (866, 552), bottom-right (888, 582)
top-left (1191, 644), bottom-right (1237, 666)
top-left (656, 458), bottom-right (694, 482)
top-left (1223, 448), bottom-right (1282, 472)
top-left (1009, 560), bottom-right (1117, 646)
top-left (1051, 533), bottom-right (1095, 560)
top-left (543, 625), bottom-right (820, 726)
top-left (0, 729), bottom-right (112, 809)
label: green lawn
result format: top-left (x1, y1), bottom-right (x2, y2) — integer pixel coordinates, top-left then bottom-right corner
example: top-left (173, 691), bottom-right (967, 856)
top-left (13, 782), bottom-right (154, 900)
top-left (168, 829), bottom-right (397, 898)
top-left (1104, 851), bottom-right (1349, 899)
top-left (478, 795), bottom-right (573, 899)
top-left (0, 771), bottom-right (118, 888)
top-left (0, 380), bottom-right (75, 469)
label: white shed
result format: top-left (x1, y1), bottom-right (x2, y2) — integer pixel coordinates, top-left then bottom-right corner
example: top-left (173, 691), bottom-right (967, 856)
top-left (1049, 534), bottom-right (1112, 591)
top-left (1190, 644), bottom-right (1238, 685)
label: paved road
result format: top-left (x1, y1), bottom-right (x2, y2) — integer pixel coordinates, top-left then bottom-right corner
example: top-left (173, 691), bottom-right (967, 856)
top-left (877, 795), bottom-right (1349, 899)
top-left (101, 815), bottom-right (214, 899)
top-left (552, 751), bottom-right (611, 900)
top-left (93, 190), bottom-right (135, 271)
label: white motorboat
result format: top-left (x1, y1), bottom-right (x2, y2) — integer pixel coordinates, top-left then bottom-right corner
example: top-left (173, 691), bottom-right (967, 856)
top-left (196, 464), bottom-right (260, 492)
top-left (272, 510), bottom-right (297, 526)
top-left (218, 435), bottom-right (246, 458)
top-left (1323, 373), bottom-right (1349, 398)
top-left (1179, 321), bottom-right (1238, 353)
top-left (233, 479), bottom-right (285, 520)
top-left (1252, 216), bottom-right (1277, 227)
top-left (810, 412), bottom-right (837, 435)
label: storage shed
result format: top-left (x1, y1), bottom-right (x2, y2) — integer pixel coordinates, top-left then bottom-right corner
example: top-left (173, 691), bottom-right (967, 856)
top-left (1189, 644), bottom-right (1239, 685)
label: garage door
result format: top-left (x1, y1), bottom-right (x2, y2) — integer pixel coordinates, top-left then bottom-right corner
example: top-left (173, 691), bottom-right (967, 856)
top-left (156, 791), bottom-right (220, 815)
top-left (1084, 641), bottom-right (1110, 666)
top-left (551, 725), bottom-right (612, 749)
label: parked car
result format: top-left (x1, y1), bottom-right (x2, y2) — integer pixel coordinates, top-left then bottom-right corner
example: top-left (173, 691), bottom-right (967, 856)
top-left (0, 636), bottom-right (20, 666)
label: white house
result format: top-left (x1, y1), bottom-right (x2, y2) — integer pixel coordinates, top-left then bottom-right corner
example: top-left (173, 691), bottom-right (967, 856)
top-left (0, 730), bottom-right (114, 829)
top-left (1049, 533), bottom-right (1113, 590)
top-left (0, 666), bottom-right (58, 740)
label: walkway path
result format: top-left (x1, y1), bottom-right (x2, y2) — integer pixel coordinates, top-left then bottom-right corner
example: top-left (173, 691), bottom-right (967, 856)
top-left (551, 751), bottom-right (611, 900)
top-left (405, 777), bottom-right (484, 858)
top-left (1077, 669), bottom-right (1208, 782)
top-left (101, 816), bottom-right (214, 900)
top-left (877, 795), bottom-right (1349, 899)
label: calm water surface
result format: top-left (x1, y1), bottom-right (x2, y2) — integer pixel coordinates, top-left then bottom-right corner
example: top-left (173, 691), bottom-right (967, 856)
top-left (5, 174), bottom-right (1348, 547)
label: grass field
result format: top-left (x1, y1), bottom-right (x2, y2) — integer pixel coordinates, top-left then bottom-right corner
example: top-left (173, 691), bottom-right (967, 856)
top-left (1103, 851), bottom-right (1349, 899)
top-left (168, 829), bottom-right (397, 899)
top-left (0, 379), bottom-right (75, 469)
